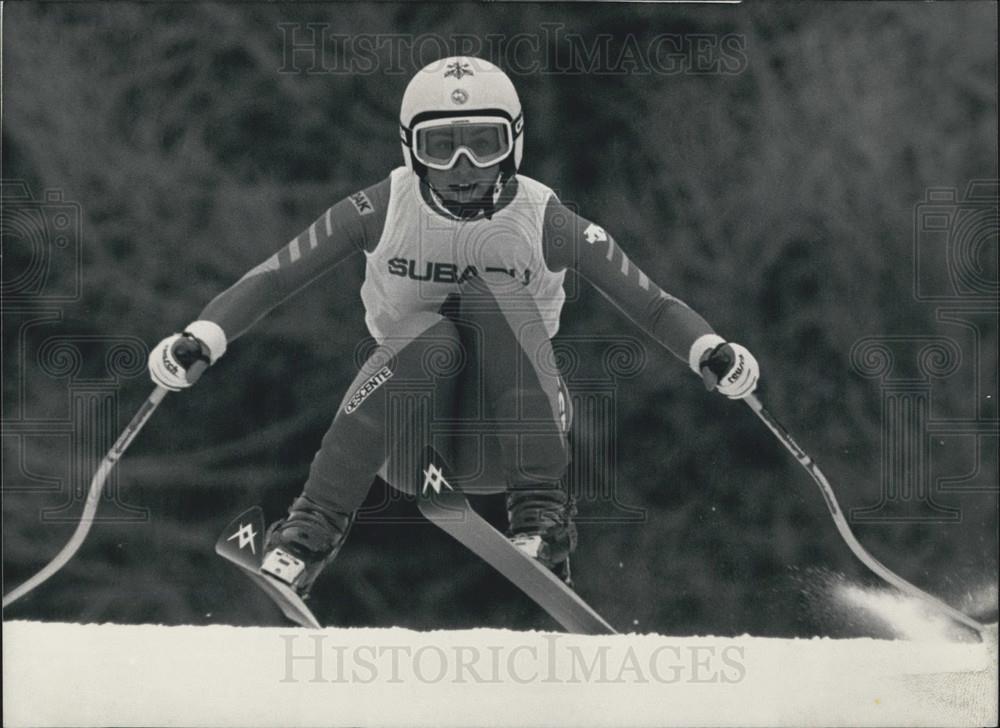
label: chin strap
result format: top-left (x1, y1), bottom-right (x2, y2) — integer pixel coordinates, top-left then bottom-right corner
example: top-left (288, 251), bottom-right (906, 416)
top-left (423, 170), bottom-right (506, 221)
top-left (490, 176), bottom-right (503, 206)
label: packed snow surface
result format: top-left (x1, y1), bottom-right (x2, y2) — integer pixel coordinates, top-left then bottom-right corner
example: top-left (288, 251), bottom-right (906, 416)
top-left (4, 619), bottom-right (996, 727)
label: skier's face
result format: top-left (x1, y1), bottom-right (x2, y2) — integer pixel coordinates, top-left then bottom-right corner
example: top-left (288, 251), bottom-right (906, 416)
top-left (425, 156), bottom-right (501, 205)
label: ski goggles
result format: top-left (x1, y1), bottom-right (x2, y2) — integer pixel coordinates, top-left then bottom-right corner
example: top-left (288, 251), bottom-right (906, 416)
top-left (411, 116), bottom-right (514, 170)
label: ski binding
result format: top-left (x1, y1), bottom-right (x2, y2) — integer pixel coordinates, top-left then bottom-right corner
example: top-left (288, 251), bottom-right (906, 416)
top-left (215, 507), bottom-right (321, 629)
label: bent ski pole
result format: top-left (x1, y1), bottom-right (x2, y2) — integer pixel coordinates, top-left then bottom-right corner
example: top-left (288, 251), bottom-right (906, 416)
top-left (3, 362), bottom-right (206, 609)
top-left (743, 393), bottom-right (988, 638)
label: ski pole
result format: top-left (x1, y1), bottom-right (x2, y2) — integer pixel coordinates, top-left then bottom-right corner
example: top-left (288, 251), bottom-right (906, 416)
top-left (743, 393), bottom-right (988, 639)
top-left (2, 362), bottom-right (206, 609)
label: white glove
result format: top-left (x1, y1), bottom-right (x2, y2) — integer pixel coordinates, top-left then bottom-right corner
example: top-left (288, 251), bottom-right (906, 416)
top-left (689, 334), bottom-right (760, 400)
top-left (148, 320), bottom-right (226, 391)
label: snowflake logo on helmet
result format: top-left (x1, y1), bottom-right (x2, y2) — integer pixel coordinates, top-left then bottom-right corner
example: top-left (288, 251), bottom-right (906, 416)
top-left (444, 61), bottom-right (474, 79)
top-left (450, 88), bottom-right (468, 105)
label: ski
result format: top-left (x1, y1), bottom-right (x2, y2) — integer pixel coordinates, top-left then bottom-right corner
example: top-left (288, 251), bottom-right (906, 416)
top-left (215, 507), bottom-right (321, 629)
top-left (418, 488), bottom-right (617, 635)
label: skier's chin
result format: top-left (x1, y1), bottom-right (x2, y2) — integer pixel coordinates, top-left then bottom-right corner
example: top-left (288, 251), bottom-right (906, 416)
top-left (438, 182), bottom-right (489, 205)
top-left (426, 165), bottom-right (501, 206)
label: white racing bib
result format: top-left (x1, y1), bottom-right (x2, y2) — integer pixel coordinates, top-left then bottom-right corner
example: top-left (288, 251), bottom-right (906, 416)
top-left (360, 167), bottom-right (567, 342)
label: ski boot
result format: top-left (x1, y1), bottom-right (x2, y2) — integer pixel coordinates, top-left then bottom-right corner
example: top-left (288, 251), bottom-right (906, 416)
top-left (262, 495), bottom-right (355, 598)
top-left (506, 485), bottom-right (578, 586)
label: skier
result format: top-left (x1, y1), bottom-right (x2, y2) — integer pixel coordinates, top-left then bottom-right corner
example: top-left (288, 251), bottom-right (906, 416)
top-left (148, 56), bottom-right (759, 597)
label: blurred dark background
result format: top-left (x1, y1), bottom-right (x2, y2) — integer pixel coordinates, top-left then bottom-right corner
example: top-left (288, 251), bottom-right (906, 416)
top-left (3, 2), bottom-right (997, 636)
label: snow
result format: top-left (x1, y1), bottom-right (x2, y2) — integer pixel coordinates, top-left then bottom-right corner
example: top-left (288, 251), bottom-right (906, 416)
top-left (834, 583), bottom-right (984, 643)
top-left (3, 620), bottom-right (996, 727)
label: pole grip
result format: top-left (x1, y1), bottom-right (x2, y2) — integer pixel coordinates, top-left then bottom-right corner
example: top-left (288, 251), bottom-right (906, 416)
top-left (186, 359), bottom-right (210, 385)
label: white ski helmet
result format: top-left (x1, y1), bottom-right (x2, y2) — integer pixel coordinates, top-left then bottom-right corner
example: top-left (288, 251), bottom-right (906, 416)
top-left (399, 57), bottom-right (524, 184)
